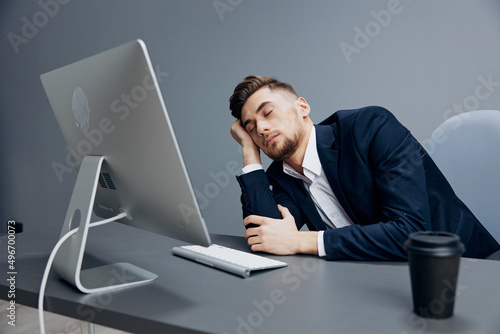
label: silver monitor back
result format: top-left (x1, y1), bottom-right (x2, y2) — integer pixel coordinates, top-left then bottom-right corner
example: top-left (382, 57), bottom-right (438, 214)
top-left (40, 40), bottom-right (211, 292)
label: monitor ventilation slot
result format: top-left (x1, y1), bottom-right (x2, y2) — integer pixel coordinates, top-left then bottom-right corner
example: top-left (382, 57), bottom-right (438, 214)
top-left (98, 172), bottom-right (116, 190)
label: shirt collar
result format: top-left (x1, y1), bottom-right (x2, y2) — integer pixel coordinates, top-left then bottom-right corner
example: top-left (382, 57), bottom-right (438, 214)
top-left (283, 126), bottom-right (321, 181)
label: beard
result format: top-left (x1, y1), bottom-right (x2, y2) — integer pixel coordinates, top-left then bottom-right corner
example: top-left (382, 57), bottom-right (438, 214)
top-left (266, 127), bottom-right (304, 161)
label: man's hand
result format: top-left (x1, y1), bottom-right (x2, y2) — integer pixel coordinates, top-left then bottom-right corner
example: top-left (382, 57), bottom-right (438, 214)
top-left (230, 119), bottom-right (261, 166)
top-left (243, 205), bottom-right (319, 256)
top-left (230, 119), bottom-right (254, 147)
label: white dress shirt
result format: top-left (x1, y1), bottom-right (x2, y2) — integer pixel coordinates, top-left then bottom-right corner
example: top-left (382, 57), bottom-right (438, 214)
top-left (241, 126), bottom-right (353, 257)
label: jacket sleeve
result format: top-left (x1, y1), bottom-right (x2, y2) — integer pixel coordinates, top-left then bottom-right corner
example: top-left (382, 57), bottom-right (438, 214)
top-left (323, 107), bottom-right (431, 261)
top-left (236, 170), bottom-right (307, 230)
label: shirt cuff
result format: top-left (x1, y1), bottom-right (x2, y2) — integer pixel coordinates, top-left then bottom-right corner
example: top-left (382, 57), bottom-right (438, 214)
top-left (317, 230), bottom-right (326, 257)
top-left (242, 163), bottom-right (263, 174)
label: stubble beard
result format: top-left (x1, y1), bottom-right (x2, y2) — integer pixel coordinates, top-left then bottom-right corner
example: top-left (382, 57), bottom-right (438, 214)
top-left (266, 126), bottom-right (304, 161)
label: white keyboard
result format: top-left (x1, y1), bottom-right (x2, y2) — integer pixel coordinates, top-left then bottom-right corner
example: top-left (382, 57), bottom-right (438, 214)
top-left (172, 244), bottom-right (288, 278)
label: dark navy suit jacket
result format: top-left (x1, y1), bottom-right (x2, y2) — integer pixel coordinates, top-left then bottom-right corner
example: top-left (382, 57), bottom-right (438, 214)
top-left (236, 106), bottom-right (499, 260)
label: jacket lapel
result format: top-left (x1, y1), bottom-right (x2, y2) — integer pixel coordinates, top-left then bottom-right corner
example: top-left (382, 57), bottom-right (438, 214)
top-left (290, 177), bottom-right (326, 231)
top-left (272, 167), bottom-right (326, 231)
top-left (315, 125), bottom-right (359, 225)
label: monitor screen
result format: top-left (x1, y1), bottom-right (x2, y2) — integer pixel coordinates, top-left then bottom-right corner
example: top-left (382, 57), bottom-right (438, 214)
top-left (40, 39), bottom-right (211, 292)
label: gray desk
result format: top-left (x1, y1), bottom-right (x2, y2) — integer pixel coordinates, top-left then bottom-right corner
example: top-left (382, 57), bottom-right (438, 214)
top-left (1, 223), bottom-right (500, 334)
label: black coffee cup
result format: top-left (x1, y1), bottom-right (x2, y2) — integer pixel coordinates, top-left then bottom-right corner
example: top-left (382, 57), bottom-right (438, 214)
top-left (404, 231), bottom-right (465, 319)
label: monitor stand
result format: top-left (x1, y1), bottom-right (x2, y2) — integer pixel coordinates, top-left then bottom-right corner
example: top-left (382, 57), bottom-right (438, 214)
top-left (53, 155), bottom-right (157, 294)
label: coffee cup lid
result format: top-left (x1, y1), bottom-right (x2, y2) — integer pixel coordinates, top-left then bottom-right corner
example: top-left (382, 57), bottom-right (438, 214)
top-left (404, 231), bottom-right (465, 257)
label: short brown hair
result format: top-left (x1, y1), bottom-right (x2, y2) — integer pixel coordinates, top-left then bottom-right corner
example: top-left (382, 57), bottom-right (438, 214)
top-left (229, 75), bottom-right (298, 119)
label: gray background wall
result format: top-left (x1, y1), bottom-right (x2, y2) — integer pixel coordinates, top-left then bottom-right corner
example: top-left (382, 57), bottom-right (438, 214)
top-left (1, 0), bottom-right (500, 237)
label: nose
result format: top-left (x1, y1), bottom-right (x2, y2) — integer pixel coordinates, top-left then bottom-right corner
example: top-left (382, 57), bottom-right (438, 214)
top-left (256, 119), bottom-right (270, 136)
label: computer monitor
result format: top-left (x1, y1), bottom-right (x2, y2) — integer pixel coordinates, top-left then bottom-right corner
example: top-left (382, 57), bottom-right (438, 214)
top-left (40, 39), bottom-right (211, 293)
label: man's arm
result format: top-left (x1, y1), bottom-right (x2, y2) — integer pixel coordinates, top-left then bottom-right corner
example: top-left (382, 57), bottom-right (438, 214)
top-left (322, 107), bottom-right (430, 261)
top-left (231, 119), bottom-right (293, 220)
top-left (231, 120), bottom-right (319, 255)
top-left (231, 119), bottom-right (282, 220)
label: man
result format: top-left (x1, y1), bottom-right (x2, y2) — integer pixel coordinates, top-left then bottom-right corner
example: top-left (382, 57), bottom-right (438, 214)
top-left (229, 75), bottom-right (500, 261)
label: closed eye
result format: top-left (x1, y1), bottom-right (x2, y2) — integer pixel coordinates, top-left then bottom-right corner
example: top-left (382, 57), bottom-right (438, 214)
top-left (247, 109), bottom-right (272, 133)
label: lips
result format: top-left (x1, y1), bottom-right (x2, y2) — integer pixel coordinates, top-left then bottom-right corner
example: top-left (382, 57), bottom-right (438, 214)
top-left (265, 134), bottom-right (279, 147)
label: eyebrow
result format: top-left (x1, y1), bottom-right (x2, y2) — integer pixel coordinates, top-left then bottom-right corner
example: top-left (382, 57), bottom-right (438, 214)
top-left (242, 101), bottom-right (272, 129)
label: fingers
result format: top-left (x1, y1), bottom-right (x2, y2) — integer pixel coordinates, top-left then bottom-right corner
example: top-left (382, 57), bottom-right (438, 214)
top-left (243, 214), bottom-right (266, 227)
top-left (244, 227), bottom-right (256, 240)
top-left (243, 216), bottom-right (260, 240)
top-left (277, 204), bottom-right (290, 218)
top-left (243, 216), bottom-right (264, 244)
top-left (243, 208), bottom-right (289, 228)
top-left (241, 206), bottom-right (297, 256)
top-left (244, 229), bottom-right (265, 253)
top-left (230, 120), bottom-right (247, 144)
top-left (231, 119), bottom-right (256, 149)
top-left (244, 227), bottom-right (262, 252)
top-left (249, 243), bottom-right (264, 253)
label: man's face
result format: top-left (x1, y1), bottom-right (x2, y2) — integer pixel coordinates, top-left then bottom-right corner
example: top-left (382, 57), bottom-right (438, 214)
top-left (240, 87), bottom-right (308, 161)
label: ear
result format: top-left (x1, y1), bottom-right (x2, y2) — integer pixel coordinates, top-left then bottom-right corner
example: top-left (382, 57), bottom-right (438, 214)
top-left (297, 97), bottom-right (311, 118)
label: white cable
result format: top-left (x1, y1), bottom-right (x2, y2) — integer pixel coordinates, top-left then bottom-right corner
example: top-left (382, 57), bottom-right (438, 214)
top-left (38, 212), bottom-right (128, 334)
top-left (88, 322), bottom-right (95, 334)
